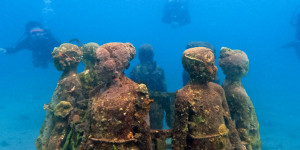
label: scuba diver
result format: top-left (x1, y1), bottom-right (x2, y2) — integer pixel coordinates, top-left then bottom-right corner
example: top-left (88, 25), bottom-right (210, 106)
top-left (294, 14), bottom-right (300, 41)
top-left (0, 21), bottom-right (60, 68)
top-left (162, 0), bottom-right (191, 27)
top-left (291, 6), bottom-right (300, 41)
top-left (283, 7), bottom-right (300, 60)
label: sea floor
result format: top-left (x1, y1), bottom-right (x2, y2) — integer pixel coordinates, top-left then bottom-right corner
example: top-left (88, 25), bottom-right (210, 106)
top-left (257, 94), bottom-right (300, 150)
top-left (0, 89), bottom-right (49, 150)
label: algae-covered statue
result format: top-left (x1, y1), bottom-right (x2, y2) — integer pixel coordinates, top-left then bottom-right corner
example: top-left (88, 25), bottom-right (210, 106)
top-left (219, 47), bottom-right (261, 150)
top-left (182, 41), bottom-right (220, 86)
top-left (36, 43), bottom-right (83, 149)
top-left (78, 42), bottom-right (101, 98)
top-left (173, 47), bottom-right (245, 150)
top-left (58, 43), bottom-right (101, 149)
top-left (130, 44), bottom-right (172, 130)
top-left (83, 43), bottom-right (153, 150)
top-left (131, 44), bottom-right (167, 93)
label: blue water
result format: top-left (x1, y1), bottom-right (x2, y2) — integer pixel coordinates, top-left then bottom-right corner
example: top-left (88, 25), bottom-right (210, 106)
top-left (0, 0), bottom-right (300, 149)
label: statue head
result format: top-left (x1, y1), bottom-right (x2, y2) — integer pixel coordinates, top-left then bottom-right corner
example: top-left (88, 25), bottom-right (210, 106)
top-left (81, 42), bottom-right (100, 70)
top-left (52, 43), bottom-right (82, 72)
top-left (182, 47), bottom-right (217, 83)
top-left (138, 44), bottom-right (154, 64)
top-left (219, 47), bottom-right (249, 80)
top-left (95, 43), bottom-right (136, 82)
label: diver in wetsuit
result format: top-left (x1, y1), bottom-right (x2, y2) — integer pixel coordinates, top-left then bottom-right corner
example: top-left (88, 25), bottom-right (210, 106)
top-left (291, 7), bottom-right (300, 41)
top-left (283, 9), bottom-right (300, 60)
top-left (162, 0), bottom-right (191, 27)
top-left (0, 21), bottom-right (60, 68)
top-left (295, 14), bottom-right (300, 41)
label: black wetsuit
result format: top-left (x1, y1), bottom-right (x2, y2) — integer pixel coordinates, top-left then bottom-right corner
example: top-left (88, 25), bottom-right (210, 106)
top-left (295, 14), bottom-right (300, 41)
top-left (6, 30), bottom-right (60, 68)
top-left (162, 0), bottom-right (190, 26)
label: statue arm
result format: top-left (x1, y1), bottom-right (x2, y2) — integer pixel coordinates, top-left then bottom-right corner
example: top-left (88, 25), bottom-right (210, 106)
top-left (130, 68), bottom-right (137, 82)
top-left (134, 87), bottom-right (152, 150)
top-left (172, 92), bottom-right (189, 150)
top-left (164, 96), bottom-right (173, 129)
top-left (160, 70), bottom-right (167, 92)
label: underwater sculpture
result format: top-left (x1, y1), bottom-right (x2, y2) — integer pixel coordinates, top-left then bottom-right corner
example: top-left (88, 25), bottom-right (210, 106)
top-left (36, 43), bottom-right (83, 149)
top-left (173, 47), bottom-right (245, 150)
top-left (182, 41), bottom-right (220, 86)
top-left (83, 43), bottom-right (153, 150)
top-left (131, 44), bottom-right (167, 92)
top-left (130, 44), bottom-right (172, 130)
top-left (219, 47), bottom-right (261, 150)
top-left (36, 42), bottom-right (259, 150)
top-left (37, 42), bottom-right (153, 150)
top-left (58, 42), bottom-right (102, 149)
top-left (78, 42), bottom-right (101, 98)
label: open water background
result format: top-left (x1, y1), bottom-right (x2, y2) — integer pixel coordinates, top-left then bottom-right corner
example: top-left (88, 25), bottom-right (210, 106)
top-left (0, 0), bottom-right (300, 149)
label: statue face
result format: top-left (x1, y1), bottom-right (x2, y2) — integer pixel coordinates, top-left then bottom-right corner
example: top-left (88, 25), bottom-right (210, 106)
top-left (97, 59), bottom-right (118, 82)
top-left (51, 44), bottom-right (82, 71)
top-left (227, 62), bottom-right (248, 78)
top-left (53, 52), bottom-right (67, 71)
top-left (190, 56), bottom-right (217, 82)
top-left (95, 47), bottom-right (121, 83)
top-left (139, 44), bottom-right (154, 63)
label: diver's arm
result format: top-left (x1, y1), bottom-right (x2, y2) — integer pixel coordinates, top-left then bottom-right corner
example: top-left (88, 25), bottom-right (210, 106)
top-left (5, 38), bottom-right (31, 54)
top-left (134, 87), bottom-right (152, 150)
top-left (0, 48), bottom-right (7, 54)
